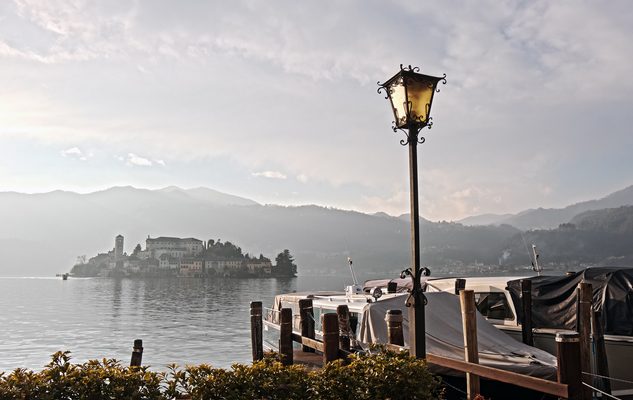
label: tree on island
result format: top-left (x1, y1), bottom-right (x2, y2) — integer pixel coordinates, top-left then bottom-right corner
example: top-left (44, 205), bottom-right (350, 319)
top-left (274, 249), bottom-right (297, 277)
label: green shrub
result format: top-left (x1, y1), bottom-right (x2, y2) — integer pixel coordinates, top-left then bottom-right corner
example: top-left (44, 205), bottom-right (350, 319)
top-left (0, 350), bottom-right (442, 400)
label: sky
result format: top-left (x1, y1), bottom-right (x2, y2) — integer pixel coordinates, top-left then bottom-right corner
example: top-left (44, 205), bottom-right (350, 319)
top-left (1, 0), bottom-right (633, 221)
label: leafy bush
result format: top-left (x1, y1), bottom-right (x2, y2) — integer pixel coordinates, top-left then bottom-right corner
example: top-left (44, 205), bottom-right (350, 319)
top-left (0, 350), bottom-right (442, 400)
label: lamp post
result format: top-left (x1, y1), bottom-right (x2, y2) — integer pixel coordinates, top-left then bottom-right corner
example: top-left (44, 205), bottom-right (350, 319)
top-left (378, 65), bottom-right (446, 358)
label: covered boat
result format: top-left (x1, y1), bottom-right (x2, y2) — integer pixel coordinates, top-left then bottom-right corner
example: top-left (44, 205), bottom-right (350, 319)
top-left (264, 290), bottom-right (557, 379)
top-left (359, 291), bottom-right (556, 379)
top-left (506, 267), bottom-right (633, 335)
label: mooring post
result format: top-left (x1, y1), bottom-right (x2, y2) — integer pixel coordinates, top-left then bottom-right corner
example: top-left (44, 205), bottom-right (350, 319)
top-left (279, 307), bottom-right (293, 365)
top-left (460, 290), bottom-right (480, 400)
top-left (455, 278), bottom-right (466, 295)
top-left (577, 282), bottom-right (592, 400)
top-left (322, 313), bottom-right (339, 364)
top-left (521, 279), bottom-right (534, 346)
top-left (130, 339), bottom-right (143, 367)
top-left (250, 301), bottom-right (263, 362)
top-left (385, 309), bottom-right (404, 346)
top-left (591, 310), bottom-right (611, 395)
top-left (556, 331), bottom-right (582, 400)
top-left (337, 305), bottom-right (351, 353)
top-left (298, 298), bottom-right (315, 353)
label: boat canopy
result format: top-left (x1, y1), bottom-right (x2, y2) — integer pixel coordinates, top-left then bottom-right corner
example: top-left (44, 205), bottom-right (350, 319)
top-left (359, 291), bottom-right (557, 379)
top-left (507, 267), bottom-right (633, 336)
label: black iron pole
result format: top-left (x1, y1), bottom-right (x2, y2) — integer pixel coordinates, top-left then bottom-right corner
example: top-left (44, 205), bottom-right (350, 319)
top-left (407, 127), bottom-right (425, 359)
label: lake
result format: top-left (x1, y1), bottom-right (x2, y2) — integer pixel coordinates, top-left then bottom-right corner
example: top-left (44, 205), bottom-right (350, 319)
top-left (0, 275), bottom-right (349, 372)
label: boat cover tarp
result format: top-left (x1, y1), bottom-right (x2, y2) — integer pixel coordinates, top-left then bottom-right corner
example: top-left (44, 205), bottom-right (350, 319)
top-left (507, 267), bottom-right (633, 335)
top-left (358, 292), bottom-right (557, 379)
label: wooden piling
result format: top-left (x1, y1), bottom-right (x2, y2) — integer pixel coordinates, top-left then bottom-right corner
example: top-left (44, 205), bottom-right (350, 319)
top-left (556, 331), bottom-right (582, 400)
top-left (322, 313), bottom-right (339, 364)
top-left (460, 290), bottom-right (480, 400)
top-left (279, 307), bottom-right (293, 365)
top-left (577, 282), bottom-right (592, 400)
top-left (250, 301), bottom-right (263, 362)
top-left (521, 279), bottom-right (534, 346)
top-left (385, 309), bottom-right (404, 346)
top-left (336, 305), bottom-right (351, 353)
top-left (455, 278), bottom-right (466, 295)
top-left (130, 339), bottom-right (143, 367)
top-left (299, 298), bottom-right (315, 353)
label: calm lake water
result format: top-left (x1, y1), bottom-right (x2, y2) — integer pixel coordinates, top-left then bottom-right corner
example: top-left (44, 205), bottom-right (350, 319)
top-left (0, 275), bottom-right (348, 372)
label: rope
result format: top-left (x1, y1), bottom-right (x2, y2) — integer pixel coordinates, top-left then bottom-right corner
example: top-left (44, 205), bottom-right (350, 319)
top-left (582, 382), bottom-right (622, 400)
top-left (582, 371), bottom-right (633, 386)
top-left (441, 380), bottom-right (467, 399)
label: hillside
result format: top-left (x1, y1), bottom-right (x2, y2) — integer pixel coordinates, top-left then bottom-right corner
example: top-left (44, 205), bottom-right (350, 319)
top-left (4, 185), bottom-right (633, 277)
top-left (500, 206), bottom-right (633, 267)
top-left (570, 206), bottom-right (633, 233)
top-left (0, 186), bottom-right (520, 276)
top-left (458, 185), bottom-right (633, 230)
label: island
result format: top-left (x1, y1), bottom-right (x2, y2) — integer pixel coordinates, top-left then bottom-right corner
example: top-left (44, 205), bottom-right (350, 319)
top-left (70, 234), bottom-right (297, 278)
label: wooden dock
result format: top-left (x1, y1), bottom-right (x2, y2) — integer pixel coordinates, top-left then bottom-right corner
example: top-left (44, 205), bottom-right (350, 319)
top-left (251, 288), bottom-right (594, 400)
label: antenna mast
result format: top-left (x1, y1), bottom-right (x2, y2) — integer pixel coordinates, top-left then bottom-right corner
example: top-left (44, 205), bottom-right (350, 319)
top-left (348, 257), bottom-right (359, 286)
top-left (345, 257), bottom-right (362, 296)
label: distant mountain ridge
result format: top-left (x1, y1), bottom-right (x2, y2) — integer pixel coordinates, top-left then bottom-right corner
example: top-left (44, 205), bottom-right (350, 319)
top-left (2, 184), bottom-right (633, 277)
top-left (458, 185), bottom-right (633, 230)
top-left (0, 185), bottom-right (518, 276)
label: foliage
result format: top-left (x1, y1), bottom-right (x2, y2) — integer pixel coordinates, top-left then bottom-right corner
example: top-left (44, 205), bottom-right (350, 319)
top-left (312, 351), bottom-right (442, 400)
top-left (0, 351), bottom-right (163, 400)
top-left (274, 249), bottom-right (297, 277)
top-left (0, 351), bottom-right (442, 400)
top-left (202, 239), bottom-right (244, 260)
top-left (201, 240), bottom-right (271, 263)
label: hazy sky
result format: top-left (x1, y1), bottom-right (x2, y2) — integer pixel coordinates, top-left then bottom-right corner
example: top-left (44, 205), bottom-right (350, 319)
top-left (1, 0), bottom-right (632, 221)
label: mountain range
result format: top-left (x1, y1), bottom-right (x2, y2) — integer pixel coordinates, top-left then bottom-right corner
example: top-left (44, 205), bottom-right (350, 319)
top-left (458, 185), bottom-right (633, 230)
top-left (2, 185), bottom-right (633, 277)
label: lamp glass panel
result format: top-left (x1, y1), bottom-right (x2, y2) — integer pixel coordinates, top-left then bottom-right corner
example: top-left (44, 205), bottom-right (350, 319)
top-left (388, 77), bottom-right (408, 128)
top-left (406, 75), bottom-right (436, 125)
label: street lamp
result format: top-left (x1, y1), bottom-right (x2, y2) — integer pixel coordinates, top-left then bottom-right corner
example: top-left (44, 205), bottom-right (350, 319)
top-left (378, 65), bottom-right (446, 358)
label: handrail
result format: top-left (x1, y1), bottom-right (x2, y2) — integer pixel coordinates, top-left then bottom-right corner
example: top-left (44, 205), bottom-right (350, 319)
top-left (388, 343), bottom-right (568, 398)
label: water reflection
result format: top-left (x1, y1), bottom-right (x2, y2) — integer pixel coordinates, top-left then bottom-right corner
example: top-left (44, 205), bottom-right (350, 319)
top-left (0, 276), bottom-right (350, 371)
top-left (0, 274), bottom-right (356, 372)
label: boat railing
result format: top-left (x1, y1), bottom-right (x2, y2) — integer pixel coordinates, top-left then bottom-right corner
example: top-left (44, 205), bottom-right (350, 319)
top-left (264, 307), bottom-right (280, 325)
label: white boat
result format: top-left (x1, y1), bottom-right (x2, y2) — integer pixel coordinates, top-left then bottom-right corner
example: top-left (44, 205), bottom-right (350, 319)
top-left (364, 268), bottom-right (633, 398)
top-left (263, 286), bottom-right (557, 380)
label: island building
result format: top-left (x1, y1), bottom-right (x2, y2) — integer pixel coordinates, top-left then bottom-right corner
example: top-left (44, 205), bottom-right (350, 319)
top-left (114, 234), bottom-right (124, 260)
top-left (81, 234), bottom-right (274, 278)
top-left (146, 236), bottom-right (204, 259)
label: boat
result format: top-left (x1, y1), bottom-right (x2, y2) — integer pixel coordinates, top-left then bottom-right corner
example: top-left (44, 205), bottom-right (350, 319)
top-left (263, 286), bottom-right (558, 380)
top-left (374, 267), bottom-right (633, 398)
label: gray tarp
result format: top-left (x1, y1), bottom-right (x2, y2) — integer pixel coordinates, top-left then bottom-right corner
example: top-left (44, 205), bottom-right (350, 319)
top-left (358, 292), bottom-right (557, 379)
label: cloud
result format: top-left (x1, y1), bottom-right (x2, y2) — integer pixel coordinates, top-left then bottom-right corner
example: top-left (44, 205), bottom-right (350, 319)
top-left (60, 146), bottom-right (89, 161)
top-left (252, 170), bottom-right (287, 180)
top-left (361, 189), bottom-right (409, 217)
top-left (3, 1), bottom-right (633, 219)
top-left (126, 153), bottom-right (153, 167)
